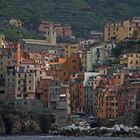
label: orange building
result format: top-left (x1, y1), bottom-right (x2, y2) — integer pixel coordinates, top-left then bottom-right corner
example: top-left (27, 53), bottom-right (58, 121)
top-left (57, 54), bottom-right (81, 83)
top-left (95, 87), bottom-right (120, 119)
top-left (48, 57), bottom-right (66, 65)
top-left (64, 44), bottom-right (81, 58)
top-left (113, 73), bottom-right (124, 85)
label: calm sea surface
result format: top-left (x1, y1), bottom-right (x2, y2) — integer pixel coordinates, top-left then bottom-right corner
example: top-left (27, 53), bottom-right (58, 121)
top-left (0, 136), bottom-right (139, 140)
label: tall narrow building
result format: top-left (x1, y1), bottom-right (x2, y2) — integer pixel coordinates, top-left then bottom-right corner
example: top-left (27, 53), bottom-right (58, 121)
top-left (46, 22), bottom-right (56, 45)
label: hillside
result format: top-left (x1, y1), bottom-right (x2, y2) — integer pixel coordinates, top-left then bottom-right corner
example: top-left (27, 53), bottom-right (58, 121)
top-left (1, 0), bottom-right (140, 37)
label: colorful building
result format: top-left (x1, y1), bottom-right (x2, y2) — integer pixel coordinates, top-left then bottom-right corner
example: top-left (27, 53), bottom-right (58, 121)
top-left (39, 21), bottom-right (72, 37)
top-left (64, 44), bottom-right (81, 58)
top-left (120, 53), bottom-right (140, 69)
top-left (104, 20), bottom-right (134, 42)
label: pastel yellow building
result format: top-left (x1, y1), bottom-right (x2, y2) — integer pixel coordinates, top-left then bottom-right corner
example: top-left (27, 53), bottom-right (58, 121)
top-left (120, 53), bottom-right (140, 69)
top-left (104, 20), bottom-right (134, 42)
top-left (64, 44), bottom-right (80, 58)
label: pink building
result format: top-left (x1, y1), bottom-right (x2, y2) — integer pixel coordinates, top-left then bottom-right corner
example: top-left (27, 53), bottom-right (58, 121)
top-left (64, 25), bottom-right (72, 36)
top-left (39, 21), bottom-right (72, 37)
top-left (77, 82), bottom-right (84, 112)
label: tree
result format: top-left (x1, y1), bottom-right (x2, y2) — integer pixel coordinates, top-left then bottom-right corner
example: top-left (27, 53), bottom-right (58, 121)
top-left (132, 30), bottom-right (139, 39)
top-left (3, 28), bottom-right (19, 42)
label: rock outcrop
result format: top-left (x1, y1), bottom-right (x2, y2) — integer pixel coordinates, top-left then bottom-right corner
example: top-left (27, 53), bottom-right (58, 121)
top-left (0, 114), bottom-right (6, 135)
top-left (11, 119), bottom-right (41, 134)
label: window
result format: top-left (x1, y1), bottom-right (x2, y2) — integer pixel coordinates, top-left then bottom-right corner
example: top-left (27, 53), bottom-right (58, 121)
top-left (17, 94), bottom-right (21, 97)
top-left (13, 48), bottom-right (17, 53)
top-left (72, 72), bottom-right (75, 77)
top-left (73, 66), bottom-right (76, 69)
top-left (18, 74), bottom-right (20, 77)
top-left (72, 60), bottom-right (76, 63)
top-left (13, 60), bottom-right (16, 63)
top-left (63, 72), bottom-right (66, 76)
top-left (29, 74), bottom-right (32, 77)
top-left (29, 80), bottom-right (31, 83)
top-left (0, 90), bottom-right (5, 94)
top-left (118, 75), bottom-right (121, 79)
top-left (18, 80), bottom-right (20, 84)
top-left (24, 101), bottom-right (27, 104)
top-left (29, 87), bottom-right (31, 90)
top-left (136, 60), bottom-right (138, 64)
top-left (18, 87), bottom-right (20, 91)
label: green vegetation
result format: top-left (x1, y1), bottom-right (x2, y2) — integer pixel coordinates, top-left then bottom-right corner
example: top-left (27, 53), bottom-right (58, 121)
top-left (1, 0), bottom-right (140, 37)
top-left (2, 28), bottom-right (19, 42)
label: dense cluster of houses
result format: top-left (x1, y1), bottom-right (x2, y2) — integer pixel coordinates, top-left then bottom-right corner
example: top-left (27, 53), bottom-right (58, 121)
top-left (0, 17), bottom-right (140, 119)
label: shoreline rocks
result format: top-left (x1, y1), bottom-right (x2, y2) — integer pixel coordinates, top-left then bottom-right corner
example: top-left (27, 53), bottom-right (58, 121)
top-left (0, 114), bottom-right (6, 135)
top-left (58, 124), bottom-right (140, 137)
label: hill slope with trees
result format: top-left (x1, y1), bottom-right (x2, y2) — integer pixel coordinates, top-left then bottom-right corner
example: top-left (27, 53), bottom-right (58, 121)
top-left (1, 0), bottom-right (140, 36)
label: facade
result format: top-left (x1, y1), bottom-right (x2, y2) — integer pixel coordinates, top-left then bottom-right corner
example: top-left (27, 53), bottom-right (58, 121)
top-left (64, 44), bottom-right (81, 58)
top-left (57, 54), bottom-right (81, 83)
top-left (81, 43), bottom-right (116, 71)
top-left (39, 21), bottom-right (72, 37)
top-left (89, 31), bottom-right (103, 42)
top-left (132, 17), bottom-right (140, 33)
top-left (5, 66), bottom-right (17, 102)
top-left (15, 71), bottom-right (36, 100)
top-left (0, 43), bottom-right (21, 76)
top-left (84, 85), bottom-right (93, 115)
top-left (104, 20), bottom-right (134, 42)
top-left (23, 23), bottom-right (57, 52)
top-left (0, 43), bottom-right (22, 101)
top-left (37, 77), bottom-right (70, 114)
top-left (46, 23), bottom-right (56, 45)
top-left (83, 72), bottom-right (100, 115)
top-left (120, 53), bottom-right (140, 69)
